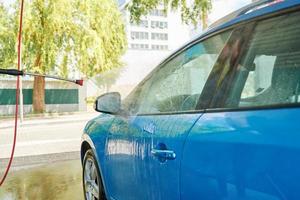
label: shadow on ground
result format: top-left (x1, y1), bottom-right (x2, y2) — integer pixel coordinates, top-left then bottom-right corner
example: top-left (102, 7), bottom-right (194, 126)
top-left (0, 159), bottom-right (84, 200)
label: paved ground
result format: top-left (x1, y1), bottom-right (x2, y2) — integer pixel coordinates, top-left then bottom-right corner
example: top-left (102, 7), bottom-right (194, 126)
top-left (0, 112), bottom-right (99, 159)
top-left (0, 159), bottom-right (84, 200)
top-left (0, 112), bottom-right (100, 199)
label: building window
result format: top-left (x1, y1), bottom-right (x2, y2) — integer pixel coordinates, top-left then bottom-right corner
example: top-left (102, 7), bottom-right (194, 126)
top-left (151, 32), bottom-right (168, 40)
top-left (131, 43), bottom-right (149, 50)
top-left (151, 21), bottom-right (168, 29)
top-left (131, 31), bottom-right (149, 40)
top-left (150, 9), bottom-right (167, 17)
top-left (151, 45), bottom-right (168, 51)
top-left (131, 20), bottom-right (149, 28)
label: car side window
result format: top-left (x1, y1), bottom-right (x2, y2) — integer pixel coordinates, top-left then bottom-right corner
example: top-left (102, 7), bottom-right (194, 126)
top-left (127, 31), bottom-right (231, 114)
top-left (226, 11), bottom-right (300, 108)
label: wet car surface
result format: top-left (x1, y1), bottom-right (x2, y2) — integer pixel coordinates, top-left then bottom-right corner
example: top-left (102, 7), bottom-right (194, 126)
top-left (82, 1), bottom-right (300, 199)
top-left (0, 160), bottom-right (84, 200)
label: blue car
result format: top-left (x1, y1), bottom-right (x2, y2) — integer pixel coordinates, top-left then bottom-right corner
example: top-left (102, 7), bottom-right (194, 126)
top-left (81, 0), bottom-right (300, 199)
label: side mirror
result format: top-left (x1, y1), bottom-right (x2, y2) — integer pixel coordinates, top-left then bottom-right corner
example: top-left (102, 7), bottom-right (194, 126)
top-left (94, 92), bottom-right (121, 114)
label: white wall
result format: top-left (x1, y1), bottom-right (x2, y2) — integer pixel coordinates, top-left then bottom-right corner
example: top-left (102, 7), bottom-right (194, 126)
top-left (0, 78), bottom-right (86, 116)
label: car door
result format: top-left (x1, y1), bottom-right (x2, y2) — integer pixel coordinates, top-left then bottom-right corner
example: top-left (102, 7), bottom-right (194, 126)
top-left (182, 10), bottom-right (300, 200)
top-left (103, 30), bottom-right (231, 200)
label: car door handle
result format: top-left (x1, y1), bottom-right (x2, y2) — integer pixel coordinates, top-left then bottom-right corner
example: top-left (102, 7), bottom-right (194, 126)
top-left (151, 149), bottom-right (176, 160)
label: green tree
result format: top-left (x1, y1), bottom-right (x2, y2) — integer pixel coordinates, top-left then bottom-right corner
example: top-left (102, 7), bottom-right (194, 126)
top-left (0, 0), bottom-right (127, 113)
top-left (127, 0), bottom-right (212, 29)
top-left (0, 3), bottom-right (17, 70)
top-left (93, 67), bottom-right (123, 93)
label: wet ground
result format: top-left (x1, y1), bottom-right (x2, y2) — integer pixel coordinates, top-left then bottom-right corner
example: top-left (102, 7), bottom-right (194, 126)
top-left (0, 159), bottom-right (84, 200)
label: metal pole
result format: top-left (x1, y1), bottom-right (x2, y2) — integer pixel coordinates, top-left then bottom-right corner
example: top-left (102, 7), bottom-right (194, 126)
top-left (19, 55), bottom-right (24, 123)
top-left (19, 75), bottom-right (24, 122)
top-left (0, 69), bottom-right (83, 86)
top-left (18, 0), bottom-right (24, 123)
top-left (24, 72), bottom-right (83, 85)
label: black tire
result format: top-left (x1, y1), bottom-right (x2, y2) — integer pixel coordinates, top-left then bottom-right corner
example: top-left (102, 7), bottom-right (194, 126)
top-left (82, 149), bottom-right (106, 200)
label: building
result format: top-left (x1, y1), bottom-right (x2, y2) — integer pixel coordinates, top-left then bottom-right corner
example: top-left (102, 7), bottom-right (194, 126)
top-left (91, 0), bottom-right (253, 99)
top-left (108, 0), bottom-right (191, 98)
top-left (0, 77), bottom-right (87, 116)
top-left (119, 0), bottom-right (191, 52)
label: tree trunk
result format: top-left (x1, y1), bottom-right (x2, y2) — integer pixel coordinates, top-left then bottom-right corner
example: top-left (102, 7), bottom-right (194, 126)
top-left (33, 76), bottom-right (45, 113)
top-left (202, 10), bottom-right (208, 30)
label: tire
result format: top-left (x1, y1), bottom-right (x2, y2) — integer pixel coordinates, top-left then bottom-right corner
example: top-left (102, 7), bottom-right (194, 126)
top-left (83, 149), bottom-right (106, 200)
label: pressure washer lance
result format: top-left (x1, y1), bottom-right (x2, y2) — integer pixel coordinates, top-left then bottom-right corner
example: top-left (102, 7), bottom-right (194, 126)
top-left (0, 68), bottom-right (83, 86)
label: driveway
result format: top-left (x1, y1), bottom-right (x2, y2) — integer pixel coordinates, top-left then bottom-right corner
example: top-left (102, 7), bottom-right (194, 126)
top-left (0, 159), bottom-right (84, 200)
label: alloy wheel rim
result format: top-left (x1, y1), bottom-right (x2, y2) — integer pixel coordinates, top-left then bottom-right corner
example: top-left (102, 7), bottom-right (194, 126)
top-left (84, 158), bottom-right (100, 200)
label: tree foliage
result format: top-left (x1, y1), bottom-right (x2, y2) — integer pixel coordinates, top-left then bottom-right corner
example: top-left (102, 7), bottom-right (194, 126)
top-left (0, 3), bottom-right (17, 69)
top-left (0, 0), bottom-right (127, 112)
top-left (0, 0), bottom-right (127, 77)
top-left (21, 0), bottom-right (127, 78)
top-left (127, 0), bottom-right (212, 27)
top-left (93, 67), bottom-right (124, 92)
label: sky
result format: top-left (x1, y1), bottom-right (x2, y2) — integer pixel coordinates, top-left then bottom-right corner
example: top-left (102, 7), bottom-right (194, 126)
top-left (209, 0), bottom-right (252, 23)
top-left (1, 0), bottom-right (251, 21)
top-left (0, 0), bottom-right (13, 6)
top-left (1, 0), bottom-right (252, 21)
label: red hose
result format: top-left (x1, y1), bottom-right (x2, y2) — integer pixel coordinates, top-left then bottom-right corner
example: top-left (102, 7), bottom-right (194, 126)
top-left (0, 0), bottom-right (25, 186)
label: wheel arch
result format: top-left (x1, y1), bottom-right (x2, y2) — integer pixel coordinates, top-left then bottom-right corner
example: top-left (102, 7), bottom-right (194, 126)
top-left (80, 134), bottom-right (98, 164)
top-left (81, 141), bottom-right (92, 165)
top-left (81, 134), bottom-right (110, 198)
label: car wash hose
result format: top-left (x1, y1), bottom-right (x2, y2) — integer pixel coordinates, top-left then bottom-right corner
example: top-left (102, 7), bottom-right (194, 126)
top-left (0, 0), bottom-right (84, 186)
top-left (0, 0), bottom-right (25, 187)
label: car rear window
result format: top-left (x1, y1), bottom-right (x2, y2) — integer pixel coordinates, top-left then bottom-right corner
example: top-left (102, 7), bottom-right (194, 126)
top-left (226, 10), bottom-right (300, 108)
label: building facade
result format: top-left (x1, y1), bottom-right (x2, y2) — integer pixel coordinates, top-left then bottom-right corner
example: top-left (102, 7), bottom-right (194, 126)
top-left (125, 8), bottom-right (170, 51)
top-left (114, 0), bottom-right (191, 97)
top-left (0, 77), bottom-right (87, 116)
top-left (94, 0), bottom-right (252, 99)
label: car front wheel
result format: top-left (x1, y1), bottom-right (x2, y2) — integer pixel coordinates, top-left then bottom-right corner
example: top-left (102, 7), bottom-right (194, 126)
top-left (83, 149), bottom-right (106, 200)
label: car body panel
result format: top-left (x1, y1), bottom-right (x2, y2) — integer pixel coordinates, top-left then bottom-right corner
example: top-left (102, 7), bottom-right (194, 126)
top-left (82, 114), bottom-right (115, 196)
top-left (182, 108), bottom-right (300, 200)
top-left (103, 113), bottom-right (203, 200)
top-left (81, 1), bottom-right (300, 200)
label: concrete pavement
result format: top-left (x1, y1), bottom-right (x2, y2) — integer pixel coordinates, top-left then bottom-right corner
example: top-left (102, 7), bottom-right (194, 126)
top-left (0, 159), bottom-right (84, 200)
top-left (0, 112), bottom-right (99, 167)
top-left (0, 112), bottom-right (98, 129)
